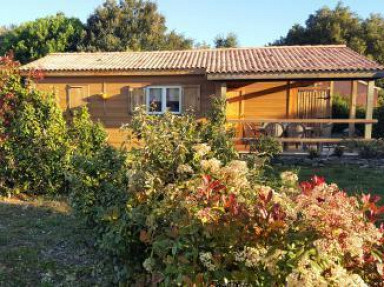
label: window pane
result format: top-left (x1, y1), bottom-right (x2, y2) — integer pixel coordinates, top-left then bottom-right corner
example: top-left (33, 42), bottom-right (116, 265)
top-left (166, 88), bottom-right (180, 112)
top-left (148, 88), bottom-right (162, 112)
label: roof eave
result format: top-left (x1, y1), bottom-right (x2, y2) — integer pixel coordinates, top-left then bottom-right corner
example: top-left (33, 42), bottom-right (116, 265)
top-left (206, 71), bottom-right (384, 81)
top-left (19, 68), bottom-right (206, 77)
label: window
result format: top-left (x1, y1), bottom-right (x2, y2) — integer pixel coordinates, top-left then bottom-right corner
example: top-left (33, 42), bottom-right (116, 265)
top-left (146, 86), bottom-right (181, 114)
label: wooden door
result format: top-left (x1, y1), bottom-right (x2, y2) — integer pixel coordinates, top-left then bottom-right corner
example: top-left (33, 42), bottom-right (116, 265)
top-left (297, 88), bottom-right (331, 119)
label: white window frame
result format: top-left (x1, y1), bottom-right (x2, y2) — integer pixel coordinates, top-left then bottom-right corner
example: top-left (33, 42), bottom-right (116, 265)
top-left (146, 86), bottom-right (182, 114)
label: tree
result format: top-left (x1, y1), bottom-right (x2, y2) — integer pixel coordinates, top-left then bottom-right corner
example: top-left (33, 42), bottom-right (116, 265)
top-left (274, 3), bottom-right (366, 54)
top-left (80, 0), bottom-right (193, 52)
top-left (0, 26), bottom-right (10, 50)
top-left (214, 32), bottom-right (239, 48)
top-left (274, 2), bottom-right (384, 91)
top-left (0, 13), bottom-right (84, 64)
top-left (194, 41), bottom-right (211, 49)
top-left (363, 14), bottom-right (384, 64)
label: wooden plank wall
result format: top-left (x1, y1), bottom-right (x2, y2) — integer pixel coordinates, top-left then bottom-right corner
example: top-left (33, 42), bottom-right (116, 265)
top-left (36, 76), bottom-right (332, 146)
top-left (36, 75), bottom-right (216, 146)
top-left (226, 80), bottom-right (329, 120)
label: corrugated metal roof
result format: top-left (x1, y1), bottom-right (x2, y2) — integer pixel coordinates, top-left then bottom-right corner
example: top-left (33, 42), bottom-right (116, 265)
top-left (21, 45), bottom-right (384, 75)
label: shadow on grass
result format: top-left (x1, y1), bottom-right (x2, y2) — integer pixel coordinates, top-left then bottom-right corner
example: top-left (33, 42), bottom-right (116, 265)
top-left (0, 198), bottom-right (105, 287)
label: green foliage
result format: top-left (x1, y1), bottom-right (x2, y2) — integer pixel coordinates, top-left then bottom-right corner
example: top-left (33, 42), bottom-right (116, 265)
top-left (68, 107), bottom-right (108, 157)
top-left (0, 13), bottom-right (84, 64)
top-left (80, 0), bottom-right (193, 52)
top-left (200, 97), bottom-right (238, 163)
top-left (332, 94), bottom-right (365, 134)
top-left (71, 105), bottom-right (384, 285)
top-left (373, 105), bottom-right (384, 139)
top-left (70, 100), bottom-right (243, 283)
top-left (250, 134), bottom-right (282, 158)
top-left (214, 32), bottom-right (239, 48)
top-left (331, 94), bottom-right (384, 139)
top-left (274, 2), bottom-right (384, 67)
top-left (333, 145), bottom-right (345, 157)
top-left (0, 56), bottom-right (110, 196)
top-left (348, 139), bottom-right (384, 159)
top-left (0, 55), bottom-right (71, 195)
top-left (308, 148), bottom-right (320, 159)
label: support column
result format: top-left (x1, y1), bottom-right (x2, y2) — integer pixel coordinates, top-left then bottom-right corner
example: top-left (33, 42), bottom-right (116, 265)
top-left (349, 80), bottom-right (358, 137)
top-left (329, 81), bottom-right (334, 117)
top-left (215, 82), bottom-right (227, 99)
top-left (365, 80), bottom-right (375, 139)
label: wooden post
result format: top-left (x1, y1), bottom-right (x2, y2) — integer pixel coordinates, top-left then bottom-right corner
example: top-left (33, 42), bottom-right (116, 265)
top-left (365, 80), bottom-right (375, 139)
top-left (349, 80), bottom-right (358, 137)
top-left (329, 81), bottom-right (334, 117)
top-left (215, 82), bottom-right (227, 99)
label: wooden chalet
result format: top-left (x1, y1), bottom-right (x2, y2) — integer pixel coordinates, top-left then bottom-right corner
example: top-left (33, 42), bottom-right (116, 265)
top-left (21, 45), bottom-right (384, 151)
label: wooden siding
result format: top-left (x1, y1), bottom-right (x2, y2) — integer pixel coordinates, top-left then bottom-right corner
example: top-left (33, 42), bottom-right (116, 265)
top-left (227, 81), bottom-right (291, 120)
top-left (226, 80), bottom-right (331, 121)
top-left (36, 75), bottom-right (335, 146)
top-left (35, 75), bottom-right (216, 146)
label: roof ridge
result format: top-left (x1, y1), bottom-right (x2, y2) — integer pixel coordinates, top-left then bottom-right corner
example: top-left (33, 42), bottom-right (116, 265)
top-left (48, 45), bottom-right (348, 56)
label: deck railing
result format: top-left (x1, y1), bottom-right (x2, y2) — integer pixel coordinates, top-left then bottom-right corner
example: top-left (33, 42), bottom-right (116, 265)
top-left (228, 118), bottom-right (378, 151)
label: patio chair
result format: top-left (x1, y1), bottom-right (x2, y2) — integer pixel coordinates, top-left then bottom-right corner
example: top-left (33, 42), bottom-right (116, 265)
top-left (264, 123), bottom-right (284, 138)
top-left (285, 123), bottom-right (305, 150)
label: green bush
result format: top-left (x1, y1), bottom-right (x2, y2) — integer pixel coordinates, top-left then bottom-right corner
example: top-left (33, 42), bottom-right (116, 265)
top-left (348, 139), bottom-right (384, 159)
top-left (332, 145), bottom-right (345, 157)
top-left (0, 55), bottom-right (71, 195)
top-left (373, 106), bottom-right (384, 139)
top-left (249, 134), bottom-right (282, 158)
top-left (70, 101), bottom-right (245, 283)
top-left (68, 106), bottom-right (108, 157)
top-left (71, 101), bottom-right (384, 286)
top-left (0, 55), bottom-right (110, 196)
top-left (332, 94), bottom-right (384, 139)
top-left (332, 95), bottom-right (365, 135)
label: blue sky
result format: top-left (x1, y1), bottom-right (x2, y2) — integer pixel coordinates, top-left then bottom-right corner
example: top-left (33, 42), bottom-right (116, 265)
top-left (0, 0), bottom-right (383, 47)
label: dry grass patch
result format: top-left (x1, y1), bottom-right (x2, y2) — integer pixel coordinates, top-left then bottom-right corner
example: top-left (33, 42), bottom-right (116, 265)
top-left (0, 196), bottom-right (107, 287)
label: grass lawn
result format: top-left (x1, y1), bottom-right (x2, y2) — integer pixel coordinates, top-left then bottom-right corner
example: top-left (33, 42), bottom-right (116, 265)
top-left (1, 166), bottom-right (383, 286)
top-left (280, 165), bottom-right (384, 197)
top-left (0, 197), bottom-right (106, 287)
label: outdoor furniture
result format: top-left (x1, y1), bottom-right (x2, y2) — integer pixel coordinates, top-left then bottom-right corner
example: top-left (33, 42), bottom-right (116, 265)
top-left (286, 123), bottom-right (305, 149)
top-left (230, 118), bottom-right (378, 153)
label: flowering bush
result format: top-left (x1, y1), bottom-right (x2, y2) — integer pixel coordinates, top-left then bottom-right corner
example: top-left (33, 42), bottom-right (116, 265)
top-left (0, 54), bottom-right (71, 195)
top-left (71, 105), bottom-right (384, 286)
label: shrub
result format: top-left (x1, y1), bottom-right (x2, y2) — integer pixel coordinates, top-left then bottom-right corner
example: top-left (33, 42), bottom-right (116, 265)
top-left (332, 95), bottom-right (365, 135)
top-left (308, 147), bottom-right (320, 159)
top-left (0, 55), bottom-right (71, 195)
top-left (373, 106), bottom-right (384, 139)
top-left (250, 134), bottom-right (282, 158)
top-left (333, 145), bottom-right (345, 157)
top-left (349, 139), bottom-right (384, 159)
top-left (68, 106), bottom-right (108, 157)
top-left (0, 55), bottom-right (110, 196)
top-left (71, 102), bottom-right (384, 286)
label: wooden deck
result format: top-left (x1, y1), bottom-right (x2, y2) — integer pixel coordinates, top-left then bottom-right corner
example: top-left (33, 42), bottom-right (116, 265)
top-left (228, 118), bottom-right (378, 153)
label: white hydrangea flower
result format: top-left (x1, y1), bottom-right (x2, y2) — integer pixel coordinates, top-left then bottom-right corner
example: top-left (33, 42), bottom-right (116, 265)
top-left (176, 164), bottom-right (194, 174)
top-left (227, 160), bottom-right (249, 174)
top-left (200, 158), bottom-right (222, 173)
top-left (220, 160), bottom-right (249, 189)
top-left (234, 246), bottom-right (267, 268)
top-left (280, 171), bottom-right (298, 185)
top-left (263, 249), bottom-right (285, 275)
top-left (193, 143), bottom-right (211, 157)
top-left (199, 252), bottom-right (216, 271)
top-left (330, 265), bottom-right (369, 287)
top-left (143, 257), bottom-right (155, 273)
